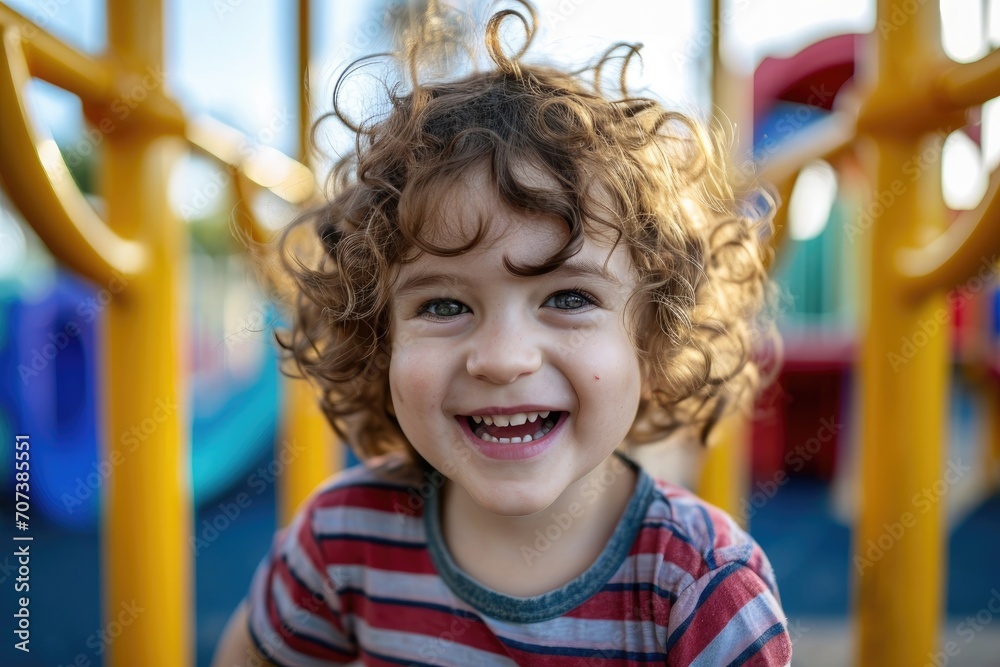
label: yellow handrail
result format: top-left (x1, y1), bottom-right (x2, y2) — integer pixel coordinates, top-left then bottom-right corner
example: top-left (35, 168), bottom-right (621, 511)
top-left (0, 1), bottom-right (192, 664)
top-left (936, 48), bottom-right (1000, 110)
top-left (0, 4), bottom-right (115, 105)
top-left (0, 25), bottom-right (147, 284)
top-left (896, 163), bottom-right (1000, 299)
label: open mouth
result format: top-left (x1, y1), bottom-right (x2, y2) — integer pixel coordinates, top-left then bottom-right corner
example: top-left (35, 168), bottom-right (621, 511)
top-left (464, 411), bottom-right (563, 444)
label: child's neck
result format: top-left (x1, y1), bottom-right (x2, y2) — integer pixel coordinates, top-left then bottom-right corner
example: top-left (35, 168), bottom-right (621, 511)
top-left (439, 454), bottom-right (638, 598)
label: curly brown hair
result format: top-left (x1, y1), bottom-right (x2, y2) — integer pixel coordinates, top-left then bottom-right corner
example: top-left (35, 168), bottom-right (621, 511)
top-left (264, 2), bottom-right (778, 468)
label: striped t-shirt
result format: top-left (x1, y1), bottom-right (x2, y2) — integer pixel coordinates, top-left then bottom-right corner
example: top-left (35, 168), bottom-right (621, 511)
top-left (248, 454), bottom-right (792, 666)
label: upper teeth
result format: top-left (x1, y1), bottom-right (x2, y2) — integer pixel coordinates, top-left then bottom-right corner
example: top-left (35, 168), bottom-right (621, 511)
top-left (471, 410), bottom-right (550, 426)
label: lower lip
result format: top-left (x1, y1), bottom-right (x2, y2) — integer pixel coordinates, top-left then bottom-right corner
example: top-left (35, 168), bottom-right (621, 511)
top-left (457, 412), bottom-right (567, 461)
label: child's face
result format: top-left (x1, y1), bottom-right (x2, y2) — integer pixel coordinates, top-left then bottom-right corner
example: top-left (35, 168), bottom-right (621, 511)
top-left (388, 181), bottom-right (643, 517)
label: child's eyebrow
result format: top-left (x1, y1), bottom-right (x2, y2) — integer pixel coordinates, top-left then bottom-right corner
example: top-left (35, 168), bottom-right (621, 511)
top-left (549, 259), bottom-right (624, 287)
top-left (395, 272), bottom-right (468, 296)
top-left (395, 259), bottom-right (622, 297)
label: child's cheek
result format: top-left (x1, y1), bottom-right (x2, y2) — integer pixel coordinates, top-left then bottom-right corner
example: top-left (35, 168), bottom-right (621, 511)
top-left (578, 329), bottom-right (643, 400)
top-left (390, 347), bottom-right (441, 403)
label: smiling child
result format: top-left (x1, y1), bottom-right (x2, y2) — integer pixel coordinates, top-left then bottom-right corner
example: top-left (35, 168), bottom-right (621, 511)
top-left (212, 3), bottom-right (792, 665)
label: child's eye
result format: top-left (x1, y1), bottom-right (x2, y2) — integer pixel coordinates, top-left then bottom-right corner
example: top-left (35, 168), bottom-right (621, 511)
top-left (418, 299), bottom-right (469, 319)
top-left (544, 290), bottom-right (596, 311)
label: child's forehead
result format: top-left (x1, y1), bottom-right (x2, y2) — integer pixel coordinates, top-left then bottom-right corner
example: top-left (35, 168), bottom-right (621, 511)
top-left (412, 163), bottom-right (620, 249)
top-left (421, 176), bottom-right (563, 247)
top-left (391, 228), bottom-right (634, 299)
top-left (393, 193), bottom-right (633, 292)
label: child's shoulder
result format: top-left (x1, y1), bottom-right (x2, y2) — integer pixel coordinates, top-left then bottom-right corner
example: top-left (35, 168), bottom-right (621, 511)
top-left (646, 477), bottom-right (755, 556)
top-left (635, 472), bottom-right (790, 664)
top-left (292, 455), bottom-right (432, 528)
top-left (640, 473), bottom-right (779, 595)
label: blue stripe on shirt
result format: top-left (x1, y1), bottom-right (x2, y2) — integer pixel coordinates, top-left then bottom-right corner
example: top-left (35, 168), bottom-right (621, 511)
top-left (665, 560), bottom-right (746, 652)
top-left (338, 587), bottom-right (481, 620)
top-left (603, 581), bottom-right (679, 604)
top-left (725, 621), bottom-right (787, 667)
top-left (498, 634), bottom-right (665, 661)
top-left (314, 533), bottom-right (426, 549)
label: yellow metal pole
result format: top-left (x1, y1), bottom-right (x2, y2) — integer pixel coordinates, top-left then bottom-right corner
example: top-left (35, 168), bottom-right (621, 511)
top-left (278, 0), bottom-right (338, 525)
top-left (102, 0), bottom-right (190, 665)
top-left (853, 2), bottom-right (948, 663)
top-left (297, 0), bottom-right (311, 170)
top-left (698, 414), bottom-right (750, 527)
top-left (279, 380), bottom-right (336, 523)
top-left (697, 0), bottom-right (750, 522)
top-left (0, 1), bottom-right (189, 664)
top-left (732, 1), bottom-right (1000, 659)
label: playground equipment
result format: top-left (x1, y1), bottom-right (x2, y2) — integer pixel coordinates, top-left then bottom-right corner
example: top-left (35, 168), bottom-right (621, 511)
top-left (714, 2), bottom-right (1000, 665)
top-left (1, 2), bottom-right (191, 664)
top-left (0, 1), bottom-right (337, 664)
top-left (1, 1), bottom-right (999, 665)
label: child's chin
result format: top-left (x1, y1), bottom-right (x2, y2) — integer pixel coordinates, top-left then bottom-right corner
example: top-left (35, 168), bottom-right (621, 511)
top-left (466, 485), bottom-right (564, 518)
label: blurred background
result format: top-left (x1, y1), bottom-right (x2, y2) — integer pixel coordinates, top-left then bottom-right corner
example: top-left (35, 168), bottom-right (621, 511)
top-left (0, 0), bottom-right (998, 665)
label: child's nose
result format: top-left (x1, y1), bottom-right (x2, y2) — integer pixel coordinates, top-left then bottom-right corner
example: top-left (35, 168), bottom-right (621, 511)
top-left (465, 315), bottom-right (543, 384)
